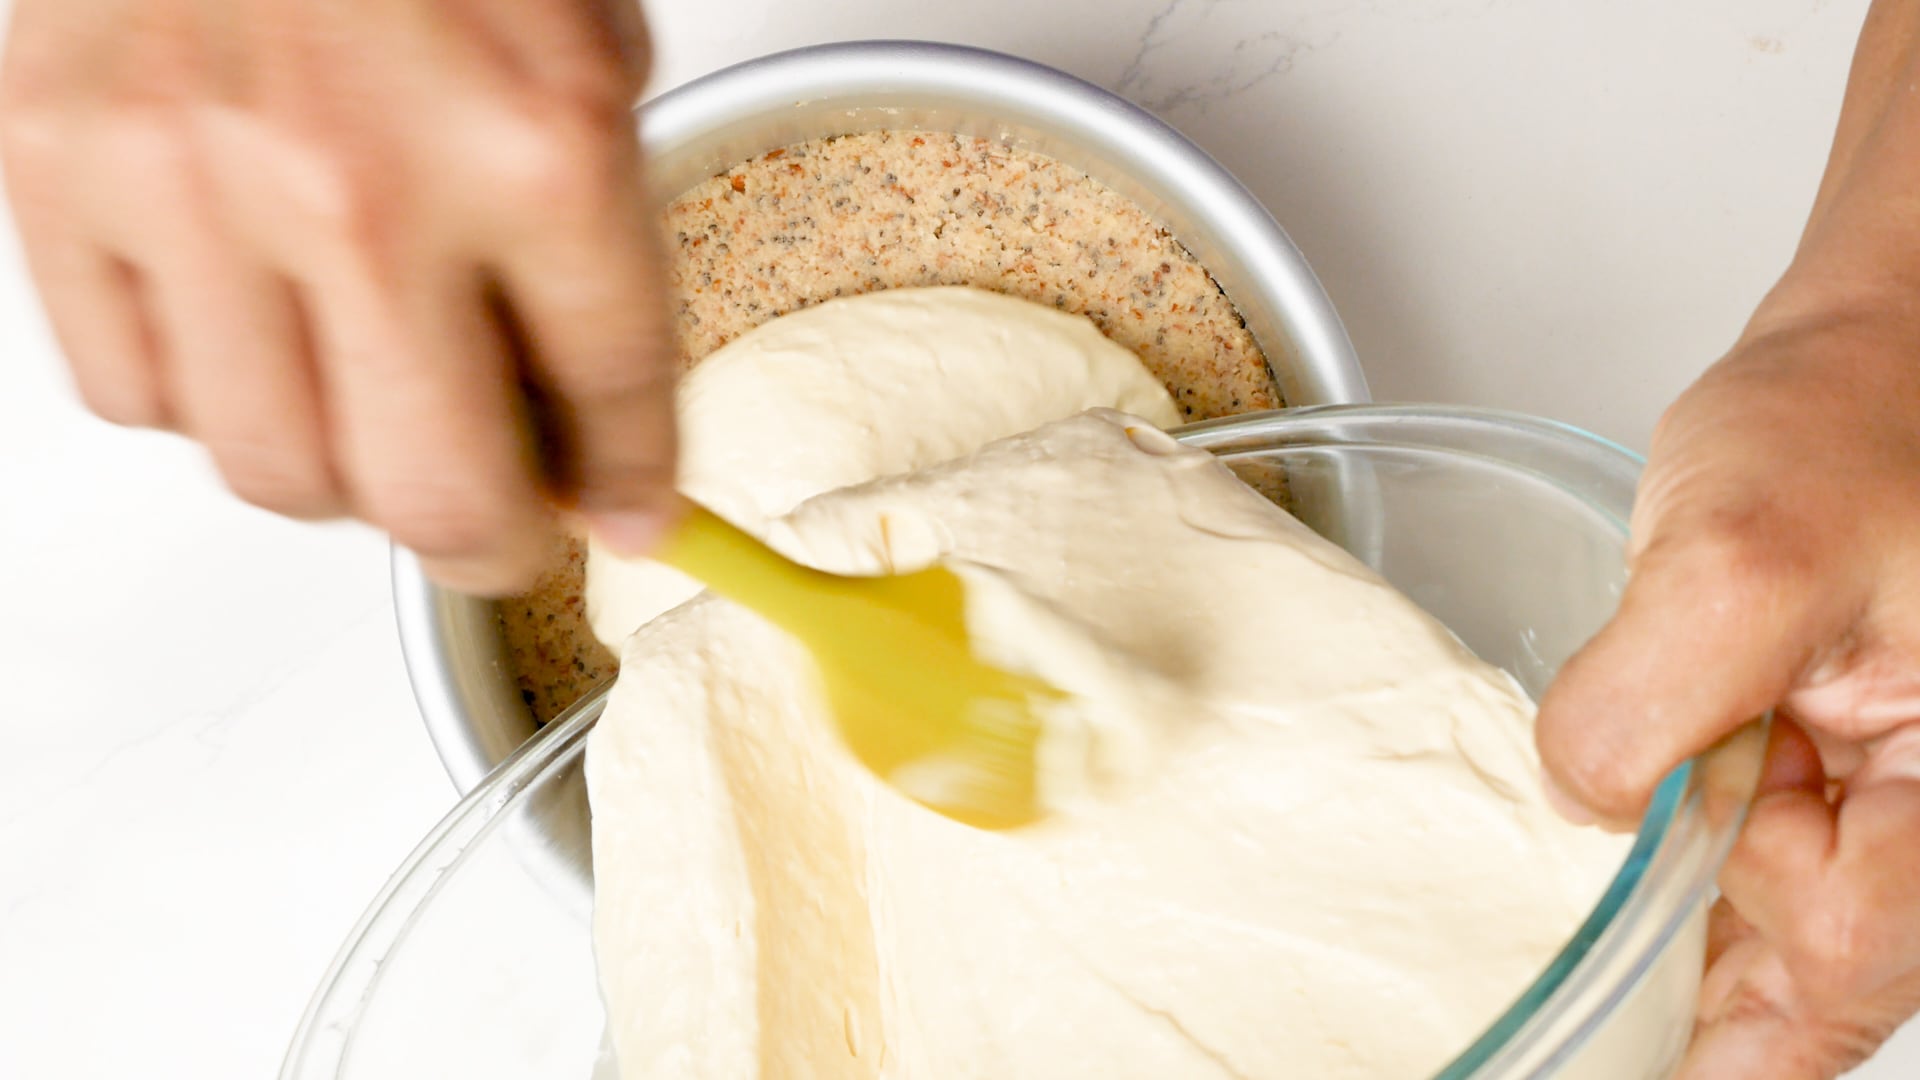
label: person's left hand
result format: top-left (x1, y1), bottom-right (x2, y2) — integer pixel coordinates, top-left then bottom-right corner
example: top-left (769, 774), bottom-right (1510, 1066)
top-left (1537, 301), bottom-right (1920, 1079)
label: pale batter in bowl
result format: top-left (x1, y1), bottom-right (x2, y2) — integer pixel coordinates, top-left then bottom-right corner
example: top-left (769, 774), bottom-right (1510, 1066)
top-left (582, 289), bottom-right (1632, 1079)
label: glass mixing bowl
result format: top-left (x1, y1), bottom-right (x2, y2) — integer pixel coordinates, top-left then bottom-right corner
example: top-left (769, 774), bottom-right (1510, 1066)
top-left (282, 405), bottom-right (1767, 1080)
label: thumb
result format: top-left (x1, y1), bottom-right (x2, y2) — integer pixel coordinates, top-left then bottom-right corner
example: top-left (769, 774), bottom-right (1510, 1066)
top-left (1536, 511), bottom-right (1858, 825)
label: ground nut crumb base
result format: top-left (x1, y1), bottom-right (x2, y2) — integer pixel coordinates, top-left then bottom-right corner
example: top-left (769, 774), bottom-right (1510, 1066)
top-left (669, 131), bottom-right (1276, 418)
top-left (497, 532), bottom-right (614, 724)
top-left (500, 129), bottom-right (1283, 724)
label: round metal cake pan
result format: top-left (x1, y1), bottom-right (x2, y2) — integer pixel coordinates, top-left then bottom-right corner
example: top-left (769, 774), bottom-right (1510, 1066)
top-left (395, 39), bottom-right (1370, 793)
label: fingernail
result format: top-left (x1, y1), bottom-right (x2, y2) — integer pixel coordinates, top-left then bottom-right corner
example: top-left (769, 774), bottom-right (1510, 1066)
top-left (1540, 771), bottom-right (1599, 826)
top-left (589, 509), bottom-right (670, 557)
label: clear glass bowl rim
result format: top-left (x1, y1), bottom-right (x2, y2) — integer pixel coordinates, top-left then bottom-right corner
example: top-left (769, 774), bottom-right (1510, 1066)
top-left (283, 404), bottom-right (1763, 1080)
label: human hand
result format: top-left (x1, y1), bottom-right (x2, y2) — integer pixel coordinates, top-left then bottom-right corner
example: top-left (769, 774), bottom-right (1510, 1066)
top-left (1536, 304), bottom-right (1920, 1078)
top-left (1, 0), bottom-right (675, 593)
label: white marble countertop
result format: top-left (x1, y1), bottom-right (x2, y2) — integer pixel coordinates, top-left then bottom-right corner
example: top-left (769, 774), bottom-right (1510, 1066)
top-left (2, 0), bottom-right (1911, 1076)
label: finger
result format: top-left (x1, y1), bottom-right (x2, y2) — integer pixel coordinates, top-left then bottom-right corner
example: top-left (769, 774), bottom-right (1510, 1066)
top-left (168, 271), bottom-right (340, 518)
top-left (1680, 959), bottom-right (1843, 1080)
top-left (1707, 897), bottom-right (1759, 974)
top-left (1712, 718), bottom-right (1830, 989)
top-left (1537, 512), bottom-right (1861, 824)
top-left (313, 259), bottom-right (553, 595)
top-left (1679, 942), bottom-right (1920, 1080)
top-left (1716, 719), bottom-right (1837, 994)
top-left (33, 244), bottom-right (172, 429)
top-left (465, 0), bottom-right (653, 102)
top-left (1788, 649), bottom-right (1920, 746)
top-left (1720, 714), bottom-right (1835, 1014)
top-left (11, 67), bottom-right (218, 433)
top-left (490, 149), bottom-right (677, 555)
top-left (1702, 898), bottom-right (1766, 1020)
top-left (1721, 759), bottom-right (1920, 1005)
top-left (71, 101), bottom-right (344, 515)
top-left (604, 0), bottom-right (655, 94)
top-left (1, 84), bottom-right (175, 428)
top-left (6, 199), bottom-right (171, 427)
top-left (135, 198), bottom-right (342, 518)
top-left (179, 65), bottom-right (554, 587)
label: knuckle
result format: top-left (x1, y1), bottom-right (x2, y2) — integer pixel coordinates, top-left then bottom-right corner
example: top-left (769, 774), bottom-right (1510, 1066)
top-left (1787, 895), bottom-right (1878, 999)
top-left (0, 25), bottom-right (66, 114)
top-left (293, 152), bottom-right (396, 253)
top-left (512, 139), bottom-right (618, 214)
top-left (541, 61), bottom-right (641, 140)
top-left (1803, 1015), bottom-right (1904, 1075)
top-left (247, 122), bottom-right (405, 259)
top-left (490, 95), bottom-right (635, 212)
top-left (1658, 503), bottom-right (1820, 618)
top-left (0, 94), bottom-right (57, 168)
top-left (105, 106), bottom-right (202, 188)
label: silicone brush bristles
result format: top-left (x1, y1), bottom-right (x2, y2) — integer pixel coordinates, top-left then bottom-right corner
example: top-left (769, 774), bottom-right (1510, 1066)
top-left (654, 503), bottom-right (1061, 829)
top-left (831, 659), bottom-right (1057, 830)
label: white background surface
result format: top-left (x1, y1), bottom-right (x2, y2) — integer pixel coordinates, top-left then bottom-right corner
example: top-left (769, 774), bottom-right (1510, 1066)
top-left (1, 0), bottom-right (1910, 1076)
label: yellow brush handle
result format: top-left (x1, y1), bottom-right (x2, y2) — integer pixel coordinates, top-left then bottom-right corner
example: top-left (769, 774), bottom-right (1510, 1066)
top-left (653, 504), bottom-right (965, 650)
top-left (654, 505), bottom-right (842, 632)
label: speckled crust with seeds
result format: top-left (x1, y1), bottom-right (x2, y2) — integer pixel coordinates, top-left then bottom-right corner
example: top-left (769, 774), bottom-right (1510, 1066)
top-left (497, 533), bottom-right (612, 725)
top-left (499, 130), bottom-right (1281, 724)
top-left (669, 131), bottom-right (1274, 419)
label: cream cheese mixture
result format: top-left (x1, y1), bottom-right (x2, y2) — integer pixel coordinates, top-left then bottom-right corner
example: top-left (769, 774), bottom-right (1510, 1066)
top-left (583, 288), bottom-right (1631, 1079)
top-left (585, 286), bottom-right (1183, 646)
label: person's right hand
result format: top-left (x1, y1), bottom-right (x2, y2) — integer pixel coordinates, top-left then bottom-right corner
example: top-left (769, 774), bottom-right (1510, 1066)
top-left (1, 0), bottom-right (677, 593)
